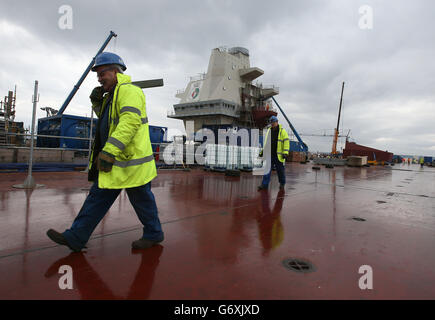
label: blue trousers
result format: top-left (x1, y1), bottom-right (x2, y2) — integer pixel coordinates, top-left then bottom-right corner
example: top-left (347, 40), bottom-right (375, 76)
top-left (63, 180), bottom-right (164, 250)
top-left (261, 155), bottom-right (286, 186)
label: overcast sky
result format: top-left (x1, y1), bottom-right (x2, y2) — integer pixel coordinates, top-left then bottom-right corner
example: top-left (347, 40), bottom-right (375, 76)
top-left (1, 0), bottom-right (434, 156)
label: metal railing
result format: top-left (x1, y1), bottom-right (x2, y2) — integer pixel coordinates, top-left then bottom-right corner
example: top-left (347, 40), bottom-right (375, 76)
top-left (167, 107), bottom-right (239, 118)
top-left (2, 131), bottom-right (168, 154)
top-left (189, 73), bottom-right (206, 82)
top-left (3, 131), bottom-right (94, 152)
top-left (2, 130), bottom-right (272, 174)
top-left (262, 85), bottom-right (280, 92)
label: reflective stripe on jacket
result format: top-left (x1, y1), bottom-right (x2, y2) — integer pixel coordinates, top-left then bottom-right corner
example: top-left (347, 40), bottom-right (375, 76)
top-left (90, 73), bottom-right (157, 189)
top-left (263, 124), bottom-right (290, 163)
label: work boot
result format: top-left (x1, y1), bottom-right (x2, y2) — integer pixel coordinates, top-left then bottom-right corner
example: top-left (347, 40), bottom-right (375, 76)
top-left (257, 184), bottom-right (268, 191)
top-left (132, 238), bottom-right (162, 250)
top-left (46, 229), bottom-right (81, 252)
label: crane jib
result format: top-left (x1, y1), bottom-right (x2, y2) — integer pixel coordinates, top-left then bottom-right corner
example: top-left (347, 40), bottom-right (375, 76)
top-left (57, 31), bottom-right (118, 115)
top-left (271, 96), bottom-right (308, 152)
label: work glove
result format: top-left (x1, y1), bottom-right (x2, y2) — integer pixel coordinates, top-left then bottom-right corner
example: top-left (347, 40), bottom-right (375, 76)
top-left (90, 86), bottom-right (105, 104)
top-left (97, 151), bottom-right (115, 172)
top-left (259, 150), bottom-right (263, 157)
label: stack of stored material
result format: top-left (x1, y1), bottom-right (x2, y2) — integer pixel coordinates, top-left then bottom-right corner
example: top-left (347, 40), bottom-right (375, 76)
top-left (0, 147), bottom-right (74, 163)
top-left (288, 151), bottom-right (306, 162)
top-left (343, 141), bottom-right (393, 162)
top-left (313, 157), bottom-right (347, 166)
top-left (347, 156), bottom-right (368, 167)
top-left (203, 144), bottom-right (262, 171)
top-left (0, 148), bottom-right (14, 162)
top-left (8, 122), bottom-right (25, 146)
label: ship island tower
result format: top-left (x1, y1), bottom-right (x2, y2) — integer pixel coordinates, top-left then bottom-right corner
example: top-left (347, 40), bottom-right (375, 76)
top-left (168, 47), bottom-right (279, 134)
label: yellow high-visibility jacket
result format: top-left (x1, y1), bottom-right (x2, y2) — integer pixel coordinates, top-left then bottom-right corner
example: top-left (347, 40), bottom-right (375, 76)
top-left (262, 124), bottom-right (290, 163)
top-left (89, 73), bottom-right (157, 189)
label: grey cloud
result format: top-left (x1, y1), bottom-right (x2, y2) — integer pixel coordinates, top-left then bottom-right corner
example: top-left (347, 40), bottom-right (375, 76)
top-left (1, 0), bottom-right (435, 155)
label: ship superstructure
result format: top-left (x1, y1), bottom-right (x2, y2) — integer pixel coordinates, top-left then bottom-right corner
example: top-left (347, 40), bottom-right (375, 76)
top-left (168, 47), bottom-right (279, 133)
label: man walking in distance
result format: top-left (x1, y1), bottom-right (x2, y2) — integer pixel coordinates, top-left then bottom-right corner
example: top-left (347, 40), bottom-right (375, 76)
top-left (47, 52), bottom-right (164, 251)
top-left (258, 116), bottom-right (290, 191)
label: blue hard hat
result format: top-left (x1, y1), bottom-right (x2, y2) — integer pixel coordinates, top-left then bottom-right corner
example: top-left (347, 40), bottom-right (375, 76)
top-left (91, 52), bottom-right (127, 71)
top-left (269, 115), bottom-right (278, 123)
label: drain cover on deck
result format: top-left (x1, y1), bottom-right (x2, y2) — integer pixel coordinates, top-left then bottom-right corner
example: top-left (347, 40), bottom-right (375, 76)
top-left (351, 217), bottom-right (366, 222)
top-left (282, 258), bottom-right (316, 273)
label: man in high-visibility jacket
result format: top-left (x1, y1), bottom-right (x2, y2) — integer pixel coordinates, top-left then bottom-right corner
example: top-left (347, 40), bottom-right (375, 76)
top-left (46, 52), bottom-right (164, 252)
top-left (258, 116), bottom-right (290, 191)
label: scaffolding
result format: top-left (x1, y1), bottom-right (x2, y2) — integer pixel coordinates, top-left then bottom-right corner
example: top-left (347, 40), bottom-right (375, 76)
top-left (0, 86), bottom-right (17, 145)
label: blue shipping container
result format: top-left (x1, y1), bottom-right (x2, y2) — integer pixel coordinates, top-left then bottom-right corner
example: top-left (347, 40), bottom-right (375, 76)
top-left (37, 114), bottom-right (168, 150)
top-left (37, 114), bottom-right (96, 149)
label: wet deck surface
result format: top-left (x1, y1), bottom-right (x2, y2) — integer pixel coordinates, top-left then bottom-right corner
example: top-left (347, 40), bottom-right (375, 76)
top-left (0, 163), bottom-right (434, 299)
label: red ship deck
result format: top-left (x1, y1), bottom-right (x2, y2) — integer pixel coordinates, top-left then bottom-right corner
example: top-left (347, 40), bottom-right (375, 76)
top-left (0, 163), bottom-right (434, 299)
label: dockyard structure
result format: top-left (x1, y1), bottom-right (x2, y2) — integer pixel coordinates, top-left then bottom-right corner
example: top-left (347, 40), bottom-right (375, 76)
top-left (0, 86), bottom-right (25, 146)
